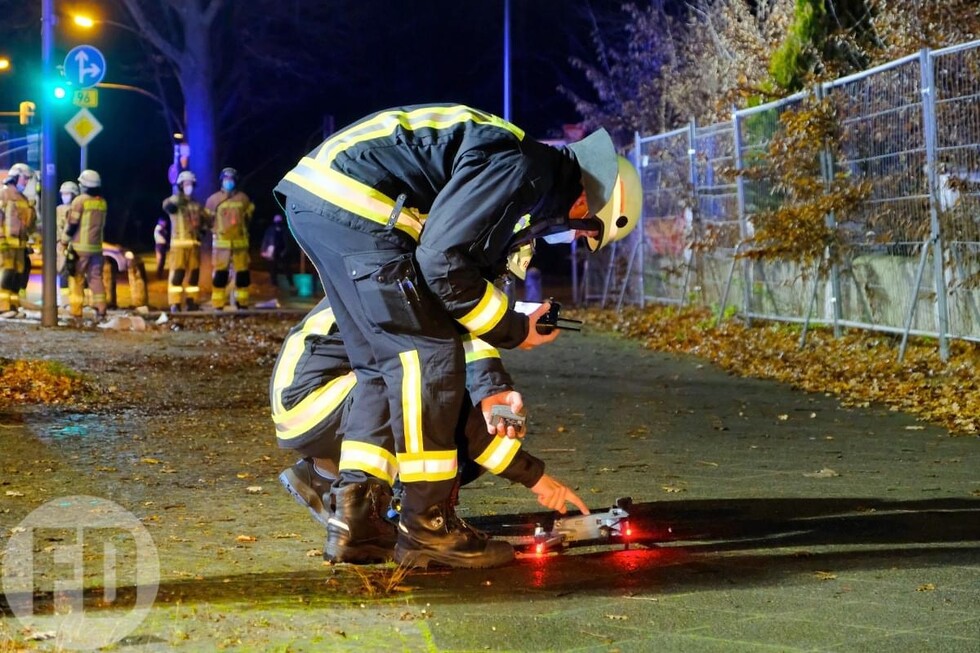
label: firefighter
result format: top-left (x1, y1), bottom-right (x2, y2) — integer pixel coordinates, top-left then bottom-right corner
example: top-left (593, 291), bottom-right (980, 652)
top-left (62, 169), bottom-right (108, 320)
top-left (0, 163), bottom-right (38, 314)
top-left (271, 300), bottom-right (590, 563)
top-left (274, 104), bottom-right (641, 569)
top-left (56, 181), bottom-right (80, 308)
top-left (163, 170), bottom-right (204, 312)
top-left (204, 167), bottom-right (254, 310)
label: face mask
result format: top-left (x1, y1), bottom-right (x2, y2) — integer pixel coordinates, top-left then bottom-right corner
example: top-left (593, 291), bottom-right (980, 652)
top-left (221, 180), bottom-right (235, 192)
top-left (61, 194), bottom-right (73, 205)
top-left (543, 230), bottom-right (576, 245)
top-left (182, 184), bottom-right (194, 195)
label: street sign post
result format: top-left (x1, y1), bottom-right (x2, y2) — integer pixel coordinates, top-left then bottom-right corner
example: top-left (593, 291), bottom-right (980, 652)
top-left (63, 45), bottom-right (106, 89)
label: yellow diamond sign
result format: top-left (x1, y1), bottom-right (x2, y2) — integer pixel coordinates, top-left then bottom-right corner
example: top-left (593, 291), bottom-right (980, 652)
top-left (65, 108), bottom-right (104, 147)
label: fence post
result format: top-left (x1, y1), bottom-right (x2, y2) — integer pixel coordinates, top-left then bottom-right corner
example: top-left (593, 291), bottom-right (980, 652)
top-left (815, 83), bottom-right (843, 338)
top-left (918, 47), bottom-right (951, 362)
top-left (633, 130), bottom-right (645, 308)
top-left (731, 106), bottom-right (752, 323)
top-left (684, 118), bottom-right (698, 306)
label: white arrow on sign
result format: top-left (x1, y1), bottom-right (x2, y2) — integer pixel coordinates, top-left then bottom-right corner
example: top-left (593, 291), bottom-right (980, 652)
top-left (74, 49), bottom-right (102, 83)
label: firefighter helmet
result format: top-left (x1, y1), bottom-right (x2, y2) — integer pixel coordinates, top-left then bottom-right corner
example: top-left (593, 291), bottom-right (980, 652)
top-left (219, 167), bottom-right (238, 181)
top-left (176, 170), bottom-right (197, 185)
top-left (8, 163), bottom-right (33, 179)
top-left (78, 169), bottom-right (102, 188)
top-left (584, 156), bottom-right (642, 252)
top-left (59, 181), bottom-right (80, 195)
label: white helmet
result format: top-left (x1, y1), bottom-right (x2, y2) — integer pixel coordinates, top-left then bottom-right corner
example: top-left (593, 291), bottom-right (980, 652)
top-left (8, 163), bottom-right (33, 179)
top-left (585, 156), bottom-right (642, 252)
top-left (60, 181), bottom-right (80, 195)
top-left (78, 169), bottom-right (102, 188)
top-left (176, 170), bottom-right (197, 185)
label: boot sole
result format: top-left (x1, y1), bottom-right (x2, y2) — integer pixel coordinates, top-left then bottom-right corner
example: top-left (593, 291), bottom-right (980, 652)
top-left (394, 546), bottom-right (514, 569)
top-left (278, 468), bottom-right (330, 528)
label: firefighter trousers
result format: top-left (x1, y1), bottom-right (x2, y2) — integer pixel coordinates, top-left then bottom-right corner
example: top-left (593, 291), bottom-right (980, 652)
top-left (286, 203), bottom-right (463, 512)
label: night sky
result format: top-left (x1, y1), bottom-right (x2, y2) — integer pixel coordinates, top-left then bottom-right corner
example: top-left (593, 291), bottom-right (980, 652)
top-left (0, 1), bottom-right (607, 252)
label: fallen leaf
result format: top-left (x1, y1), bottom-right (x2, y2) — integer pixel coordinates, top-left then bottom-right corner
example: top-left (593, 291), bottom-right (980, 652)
top-left (236, 535), bottom-right (257, 543)
top-left (140, 457), bottom-right (161, 465)
top-left (916, 583), bottom-right (936, 592)
top-left (904, 425), bottom-right (925, 431)
top-left (814, 571), bottom-right (837, 580)
top-left (5, 490), bottom-right (24, 497)
top-left (306, 549), bottom-right (322, 557)
top-left (803, 468), bottom-right (840, 478)
top-left (661, 486), bottom-right (686, 493)
top-left (605, 614), bottom-right (628, 620)
top-left (777, 414), bottom-right (789, 421)
top-left (245, 486), bottom-right (263, 494)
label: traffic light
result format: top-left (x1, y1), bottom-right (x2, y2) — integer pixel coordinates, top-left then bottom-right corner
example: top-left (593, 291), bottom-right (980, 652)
top-left (19, 101), bottom-right (35, 125)
top-left (53, 85), bottom-right (67, 100)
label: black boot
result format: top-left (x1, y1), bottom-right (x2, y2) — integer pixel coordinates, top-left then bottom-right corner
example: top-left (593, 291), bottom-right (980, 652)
top-left (394, 501), bottom-right (514, 569)
top-left (324, 480), bottom-right (397, 564)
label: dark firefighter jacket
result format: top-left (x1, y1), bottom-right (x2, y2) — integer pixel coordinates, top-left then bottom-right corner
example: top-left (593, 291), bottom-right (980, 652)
top-left (275, 104), bottom-right (584, 351)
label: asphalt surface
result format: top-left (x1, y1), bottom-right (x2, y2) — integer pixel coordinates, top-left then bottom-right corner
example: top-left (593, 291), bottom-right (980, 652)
top-left (0, 283), bottom-right (978, 652)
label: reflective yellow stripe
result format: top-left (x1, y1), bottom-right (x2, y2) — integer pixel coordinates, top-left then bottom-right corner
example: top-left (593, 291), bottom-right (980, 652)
top-left (316, 106), bottom-right (524, 167)
top-left (170, 238), bottom-right (198, 247)
top-left (284, 157), bottom-right (424, 240)
top-left (340, 441), bottom-right (398, 485)
top-left (397, 450), bottom-right (458, 482)
top-left (400, 350), bottom-right (423, 454)
top-left (271, 307), bottom-right (339, 414)
top-left (461, 335), bottom-right (500, 364)
top-left (273, 372), bottom-right (356, 440)
top-left (474, 436), bottom-right (521, 475)
top-left (458, 282), bottom-right (508, 336)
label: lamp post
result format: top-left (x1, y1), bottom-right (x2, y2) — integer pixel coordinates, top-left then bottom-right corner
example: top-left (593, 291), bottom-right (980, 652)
top-left (40, 0), bottom-right (57, 327)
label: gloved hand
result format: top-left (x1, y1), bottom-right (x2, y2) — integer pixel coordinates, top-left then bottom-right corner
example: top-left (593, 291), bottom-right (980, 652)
top-left (480, 389), bottom-right (525, 439)
top-left (530, 473), bottom-right (590, 515)
top-left (164, 201), bottom-right (178, 215)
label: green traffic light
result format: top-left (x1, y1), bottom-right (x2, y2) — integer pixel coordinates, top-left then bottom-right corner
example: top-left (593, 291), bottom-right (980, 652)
top-left (53, 86), bottom-right (67, 100)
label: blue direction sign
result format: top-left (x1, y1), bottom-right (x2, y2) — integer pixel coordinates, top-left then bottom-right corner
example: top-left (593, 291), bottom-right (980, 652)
top-left (64, 45), bottom-right (107, 89)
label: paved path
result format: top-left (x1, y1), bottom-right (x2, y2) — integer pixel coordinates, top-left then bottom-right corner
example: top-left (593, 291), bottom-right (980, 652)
top-left (1, 327), bottom-right (977, 651)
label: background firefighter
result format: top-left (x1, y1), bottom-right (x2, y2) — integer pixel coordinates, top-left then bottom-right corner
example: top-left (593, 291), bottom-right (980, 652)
top-left (163, 170), bottom-right (204, 312)
top-left (56, 181), bottom-right (80, 308)
top-left (0, 164), bottom-right (38, 314)
top-left (62, 169), bottom-right (108, 320)
top-left (205, 167), bottom-right (254, 310)
top-left (275, 104), bottom-right (641, 569)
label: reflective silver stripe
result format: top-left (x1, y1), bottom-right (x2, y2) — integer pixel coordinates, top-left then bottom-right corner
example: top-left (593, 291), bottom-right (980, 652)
top-left (273, 373), bottom-right (356, 440)
top-left (315, 106), bottom-right (525, 167)
top-left (474, 436), bottom-right (521, 475)
top-left (461, 335), bottom-right (500, 364)
top-left (400, 350), bottom-right (423, 454)
top-left (458, 281), bottom-right (508, 336)
top-left (339, 441), bottom-right (398, 485)
top-left (397, 451), bottom-right (458, 483)
top-left (283, 157), bottom-right (424, 240)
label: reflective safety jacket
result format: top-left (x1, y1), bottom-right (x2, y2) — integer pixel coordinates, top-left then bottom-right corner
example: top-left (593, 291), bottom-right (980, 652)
top-left (0, 185), bottom-right (37, 250)
top-left (162, 193), bottom-right (203, 248)
top-left (65, 193), bottom-right (107, 254)
top-left (204, 189), bottom-right (253, 249)
top-left (276, 103), bottom-right (584, 351)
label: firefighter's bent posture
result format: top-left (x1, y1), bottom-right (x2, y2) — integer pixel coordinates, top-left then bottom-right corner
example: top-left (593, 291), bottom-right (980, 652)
top-left (205, 167), bottom-right (254, 309)
top-left (62, 169), bottom-right (107, 320)
top-left (275, 104), bottom-right (640, 568)
top-left (163, 170), bottom-right (204, 312)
